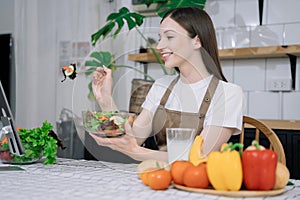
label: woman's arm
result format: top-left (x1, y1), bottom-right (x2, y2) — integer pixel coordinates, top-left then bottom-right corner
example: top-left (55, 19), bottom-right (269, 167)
top-left (130, 146), bottom-right (168, 162)
top-left (199, 82), bottom-right (245, 154)
top-left (131, 109), bottom-right (154, 146)
top-left (91, 68), bottom-right (167, 161)
top-left (200, 125), bottom-right (235, 155)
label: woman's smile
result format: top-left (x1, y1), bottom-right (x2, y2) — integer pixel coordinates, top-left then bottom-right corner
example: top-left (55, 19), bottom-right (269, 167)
top-left (160, 51), bottom-right (173, 62)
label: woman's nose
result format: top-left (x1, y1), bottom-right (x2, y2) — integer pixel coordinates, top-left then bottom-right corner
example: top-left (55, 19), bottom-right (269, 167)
top-left (156, 39), bottom-right (165, 50)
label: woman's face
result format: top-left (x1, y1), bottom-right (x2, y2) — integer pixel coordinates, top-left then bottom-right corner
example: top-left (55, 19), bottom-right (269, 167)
top-left (157, 16), bottom-right (198, 68)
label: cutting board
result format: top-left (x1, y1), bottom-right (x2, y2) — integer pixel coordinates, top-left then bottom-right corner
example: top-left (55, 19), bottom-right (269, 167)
top-left (173, 184), bottom-right (285, 197)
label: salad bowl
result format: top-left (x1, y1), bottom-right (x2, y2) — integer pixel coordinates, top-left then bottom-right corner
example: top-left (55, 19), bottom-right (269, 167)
top-left (82, 110), bottom-right (135, 138)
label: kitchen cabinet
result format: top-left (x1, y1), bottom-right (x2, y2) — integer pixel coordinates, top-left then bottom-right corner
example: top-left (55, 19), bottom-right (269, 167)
top-left (290, 132), bottom-right (300, 179)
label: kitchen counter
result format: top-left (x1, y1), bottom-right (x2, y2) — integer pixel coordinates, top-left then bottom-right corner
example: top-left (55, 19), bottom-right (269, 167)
top-left (0, 158), bottom-right (299, 200)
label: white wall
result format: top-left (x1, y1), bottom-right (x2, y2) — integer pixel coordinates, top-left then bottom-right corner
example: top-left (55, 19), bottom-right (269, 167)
top-left (205, 0), bottom-right (300, 120)
top-left (0, 0), bottom-right (14, 34)
top-left (0, 0), bottom-right (300, 130)
top-left (0, 0), bottom-right (114, 129)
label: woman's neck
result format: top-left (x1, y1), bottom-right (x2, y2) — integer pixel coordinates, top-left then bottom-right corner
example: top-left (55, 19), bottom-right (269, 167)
top-left (179, 62), bottom-right (211, 84)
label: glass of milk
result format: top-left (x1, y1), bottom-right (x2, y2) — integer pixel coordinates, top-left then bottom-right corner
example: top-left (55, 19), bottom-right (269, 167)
top-left (166, 128), bottom-right (196, 164)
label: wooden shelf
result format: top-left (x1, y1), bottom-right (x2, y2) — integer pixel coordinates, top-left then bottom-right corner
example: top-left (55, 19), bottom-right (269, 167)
top-left (128, 52), bottom-right (158, 63)
top-left (219, 45), bottom-right (300, 60)
top-left (128, 45), bottom-right (300, 62)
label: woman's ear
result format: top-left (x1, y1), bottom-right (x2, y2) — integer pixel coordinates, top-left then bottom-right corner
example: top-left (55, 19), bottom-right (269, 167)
top-left (193, 35), bottom-right (201, 49)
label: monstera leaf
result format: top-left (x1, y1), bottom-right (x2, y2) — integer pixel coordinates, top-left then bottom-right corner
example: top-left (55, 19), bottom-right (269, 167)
top-left (91, 7), bottom-right (145, 46)
top-left (154, 0), bottom-right (206, 17)
top-left (84, 51), bottom-right (112, 76)
top-left (84, 51), bottom-right (155, 101)
top-left (91, 1), bottom-right (206, 46)
top-left (84, 51), bottom-right (154, 80)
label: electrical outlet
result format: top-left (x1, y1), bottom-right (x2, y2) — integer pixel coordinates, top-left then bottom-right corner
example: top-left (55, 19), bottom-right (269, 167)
top-left (267, 78), bottom-right (292, 91)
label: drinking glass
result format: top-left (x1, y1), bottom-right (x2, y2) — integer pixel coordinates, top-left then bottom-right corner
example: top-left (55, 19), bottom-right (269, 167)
top-left (166, 128), bottom-right (196, 164)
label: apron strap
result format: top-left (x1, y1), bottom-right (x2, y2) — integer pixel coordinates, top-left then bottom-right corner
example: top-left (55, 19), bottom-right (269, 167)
top-left (160, 76), bottom-right (180, 106)
top-left (197, 76), bottom-right (219, 133)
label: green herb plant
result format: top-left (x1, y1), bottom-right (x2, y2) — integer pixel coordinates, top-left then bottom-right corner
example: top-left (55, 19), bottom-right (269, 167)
top-left (0, 142), bottom-right (9, 151)
top-left (13, 121), bottom-right (58, 165)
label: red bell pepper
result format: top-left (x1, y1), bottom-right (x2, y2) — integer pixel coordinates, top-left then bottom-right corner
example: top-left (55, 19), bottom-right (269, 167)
top-left (242, 140), bottom-right (278, 191)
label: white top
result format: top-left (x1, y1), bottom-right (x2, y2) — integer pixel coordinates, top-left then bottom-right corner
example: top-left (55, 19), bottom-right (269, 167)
top-left (142, 75), bottom-right (246, 133)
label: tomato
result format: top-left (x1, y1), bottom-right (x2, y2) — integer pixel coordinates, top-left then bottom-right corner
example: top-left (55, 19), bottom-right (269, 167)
top-left (183, 163), bottom-right (210, 188)
top-left (170, 160), bottom-right (193, 185)
top-left (140, 168), bottom-right (157, 186)
top-left (136, 159), bottom-right (169, 179)
top-left (148, 169), bottom-right (172, 190)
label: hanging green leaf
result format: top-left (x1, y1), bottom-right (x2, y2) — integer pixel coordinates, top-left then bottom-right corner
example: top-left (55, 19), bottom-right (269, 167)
top-left (89, 51), bottom-right (112, 66)
top-left (84, 51), bottom-right (155, 81)
top-left (84, 66), bottom-right (97, 76)
top-left (153, 0), bottom-right (206, 17)
top-left (87, 81), bottom-right (96, 101)
top-left (85, 60), bottom-right (101, 67)
top-left (83, 50), bottom-right (155, 101)
top-left (91, 7), bottom-right (145, 46)
top-left (139, 0), bottom-right (168, 7)
top-left (84, 51), bottom-right (112, 75)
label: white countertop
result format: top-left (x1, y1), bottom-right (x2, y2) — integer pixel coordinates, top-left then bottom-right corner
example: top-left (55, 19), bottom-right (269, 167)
top-left (0, 158), bottom-right (299, 200)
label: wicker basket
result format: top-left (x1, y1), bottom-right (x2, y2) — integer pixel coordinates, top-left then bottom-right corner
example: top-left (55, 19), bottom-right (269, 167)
top-left (129, 79), bottom-right (154, 115)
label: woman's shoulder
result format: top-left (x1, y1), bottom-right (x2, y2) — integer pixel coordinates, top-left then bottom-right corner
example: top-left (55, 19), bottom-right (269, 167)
top-left (219, 80), bottom-right (243, 93)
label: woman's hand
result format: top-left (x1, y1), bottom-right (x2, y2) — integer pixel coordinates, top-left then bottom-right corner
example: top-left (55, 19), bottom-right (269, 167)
top-left (89, 121), bottom-right (140, 156)
top-left (89, 120), bottom-right (168, 162)
top-left (92, 67), bottom-right (117, 111)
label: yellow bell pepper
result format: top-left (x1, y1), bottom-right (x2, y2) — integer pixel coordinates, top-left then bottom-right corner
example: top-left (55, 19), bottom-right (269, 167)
top-left (189, 136), bottom-right (207, 166)
top-left (206, 143), bottom-right (243, 191)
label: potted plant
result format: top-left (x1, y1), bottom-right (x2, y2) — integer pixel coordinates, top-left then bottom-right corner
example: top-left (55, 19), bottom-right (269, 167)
top-left (84, 0), bottom-right (206, 113)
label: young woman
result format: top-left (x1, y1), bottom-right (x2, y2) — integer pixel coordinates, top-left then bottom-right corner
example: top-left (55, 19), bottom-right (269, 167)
top-left (90, 7), bottom-right (245, 162)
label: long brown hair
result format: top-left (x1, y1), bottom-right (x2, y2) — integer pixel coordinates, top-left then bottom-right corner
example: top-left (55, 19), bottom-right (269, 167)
top-left (161, 7), bottom-right (227, 82)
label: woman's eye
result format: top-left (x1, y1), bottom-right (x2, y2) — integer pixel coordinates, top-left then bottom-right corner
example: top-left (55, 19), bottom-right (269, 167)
top-left (167, 36), bottom-right (174, 40)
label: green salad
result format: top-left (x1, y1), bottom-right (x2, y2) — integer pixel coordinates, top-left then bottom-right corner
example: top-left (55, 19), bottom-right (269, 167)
top-left (83, 111), bottom-right (132, 135)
